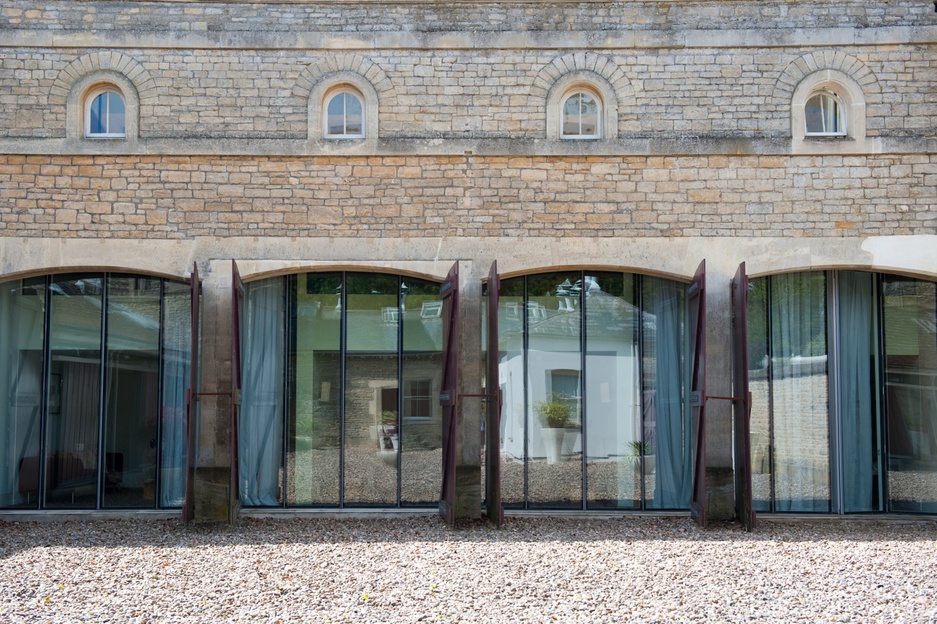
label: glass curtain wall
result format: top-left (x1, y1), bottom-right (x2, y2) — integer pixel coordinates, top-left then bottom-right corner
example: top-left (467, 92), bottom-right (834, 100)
top-left (0, 274), bottom-right (190, 510)
top-left (748, 271), bottom-right (937, 514)
top-left (239, 271), bottom-right (443, 508)
top-left (496, 271), bottom-right (691, 511)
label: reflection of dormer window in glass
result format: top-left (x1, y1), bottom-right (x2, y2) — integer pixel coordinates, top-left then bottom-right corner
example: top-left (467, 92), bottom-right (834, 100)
top-left (805, 92), bottom-right (845, 136)
top-left (325, 90), bottom-right (364, 139)
top-left (561, 90), bottom-right (601, 139)
top-left (86, 88), bottom-right (126, 138)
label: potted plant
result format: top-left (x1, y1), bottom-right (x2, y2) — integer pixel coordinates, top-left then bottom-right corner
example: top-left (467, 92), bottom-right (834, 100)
top-left (534, 393), bottom-right (573, 464)
top-left (627, 439), bottom-right (653, 506)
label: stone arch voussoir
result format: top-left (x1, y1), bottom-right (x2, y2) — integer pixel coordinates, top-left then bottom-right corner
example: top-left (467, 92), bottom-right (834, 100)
top-left (50, 52), bottom-right (156, 108)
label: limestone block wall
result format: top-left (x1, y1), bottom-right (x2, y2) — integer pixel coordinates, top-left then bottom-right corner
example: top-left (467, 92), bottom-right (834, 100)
top-left (1, 154), bottom-right (934, 239)
top-left (1, 46), bottom-right (935, 141)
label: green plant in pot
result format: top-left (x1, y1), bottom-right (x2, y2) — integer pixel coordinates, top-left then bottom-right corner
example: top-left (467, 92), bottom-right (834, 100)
top-left (534, 392), bottom-right (573, 429)
top-left (534, 393), bottom-right (574, 464)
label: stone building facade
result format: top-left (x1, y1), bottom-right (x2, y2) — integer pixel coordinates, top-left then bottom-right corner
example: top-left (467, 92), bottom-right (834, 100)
top-left (1, 0), bottom-right (935, 521)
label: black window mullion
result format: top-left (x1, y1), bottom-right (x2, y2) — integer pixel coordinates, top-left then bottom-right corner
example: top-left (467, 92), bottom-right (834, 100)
top-left (154, 278), bottom-right (166, 510)
top-left (283, 275), bottom-right (295, 508)
top-left (765, 276), bottom-right (777, 513)
top-left (579, 271), bottom-right (587, 510)
top-left (635, 275), bottom-right (645, 509)
top-left (338, 273), bottom-right (347, 508)
top-left (37, 276), bottom-right (53, 509)
top-left (96, 275), bottom-right (109, 510)
top-left (522, 276), bottom-right (529, 510)
top-left (396, 275), bottom-right (403, 507)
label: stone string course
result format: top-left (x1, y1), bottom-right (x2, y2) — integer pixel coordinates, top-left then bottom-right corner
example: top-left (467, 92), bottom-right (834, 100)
top-left (2, 46), bottom-right (934, 140)
top-left (2, 0), bottom-right (934, 33)
top-left (2, 154), bottom-right (934, 239)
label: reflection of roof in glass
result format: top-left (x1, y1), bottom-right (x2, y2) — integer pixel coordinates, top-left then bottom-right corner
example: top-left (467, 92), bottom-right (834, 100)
top-left (499, 290), bottom-right (655, 344)
top-left (345, 309), bottom-right (443, 352)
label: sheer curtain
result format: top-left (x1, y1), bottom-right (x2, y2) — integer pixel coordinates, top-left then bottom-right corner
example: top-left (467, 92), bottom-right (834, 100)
top-left (239, 279), bottom-right (285, 506)
top-left (772, 273), bottom-right (829, 512)
top-left (159, 283), bottom-right (191, 507)
top-left (838, 272), bottom-right (877, 512)
top-left (650, 280), bottom-right (691, 509)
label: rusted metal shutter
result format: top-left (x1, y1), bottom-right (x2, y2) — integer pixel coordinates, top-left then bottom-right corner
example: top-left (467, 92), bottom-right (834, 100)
top-left (184, 263), bottom-right (199, 523)
top-left (733, 262), bottom-right (756, 531)
top-left (231, 260), bottom-right (244, 508)
top-left (485, 261), bottom-right (503, 527)
top-left (439, 262), bottom-right (459, 526)
top-left (689, 260), bottom-right (708, 527)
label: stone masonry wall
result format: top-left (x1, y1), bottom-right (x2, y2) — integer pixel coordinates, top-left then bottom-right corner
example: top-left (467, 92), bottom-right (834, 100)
top-left (2, 46), bottom-right (934, 140)
top-left (1, 153), bottom-right (934, 239)
top-left (3, 1), bottom-right (934, 34)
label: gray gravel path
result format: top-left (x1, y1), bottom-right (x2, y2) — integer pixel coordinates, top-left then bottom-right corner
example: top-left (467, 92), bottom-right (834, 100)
top-left (1, 515), bottom-right (935, 623)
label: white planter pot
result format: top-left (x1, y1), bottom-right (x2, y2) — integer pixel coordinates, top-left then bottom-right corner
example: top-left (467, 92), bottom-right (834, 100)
top-left (540, 428), bottom-right (566, 464)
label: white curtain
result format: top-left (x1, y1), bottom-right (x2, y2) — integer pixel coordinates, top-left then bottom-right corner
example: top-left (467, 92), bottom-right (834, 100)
top-left (772, 273), bottom-right (829, 512)
top-left (238, 279), bottom-right (285, 506)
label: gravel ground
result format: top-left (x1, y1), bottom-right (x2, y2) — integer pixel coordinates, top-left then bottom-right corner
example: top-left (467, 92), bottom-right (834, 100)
top-left (1, 516), bottom-right (936, 623)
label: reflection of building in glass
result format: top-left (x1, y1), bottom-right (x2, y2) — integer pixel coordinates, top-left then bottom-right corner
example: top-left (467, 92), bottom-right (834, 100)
top-left (494, 272), bottom-right (692, 511)
top-left (239, 272), bottom-right (443, 508)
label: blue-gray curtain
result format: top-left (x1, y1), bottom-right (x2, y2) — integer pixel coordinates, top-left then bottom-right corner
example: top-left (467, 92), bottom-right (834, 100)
top-left (239, 279), bottom-right (285, 506)
top-left (839, 272), bottom-right (877, 512)
top-left (650, 280), bottom-right (691, 508)
top-left (159, 284), bottom-right (191, 508)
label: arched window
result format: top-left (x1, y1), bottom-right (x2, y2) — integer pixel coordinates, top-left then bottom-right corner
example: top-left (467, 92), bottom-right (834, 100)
top-left (85, 87), bottom-right (127, 138)
top-left (324, 88), bottom-right (365, 139)
top-left (805, 91), bottom-right (845, 136)
top-left (560, 89), bottom-right (602, 139)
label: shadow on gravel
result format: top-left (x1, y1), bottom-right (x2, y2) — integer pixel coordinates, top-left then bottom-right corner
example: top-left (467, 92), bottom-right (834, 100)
top-left (1, 514), bottom-right (935, 560)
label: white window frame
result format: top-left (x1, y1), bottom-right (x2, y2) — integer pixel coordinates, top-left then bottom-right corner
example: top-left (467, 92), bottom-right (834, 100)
top-left (560, 89), bottom-right (603, 140)
top-left (545, 71), bottom-right (619, 142)
top-left (804, 91), bottom-right (846, 137)
top-left (323, 87), bottom-right (366, 140)
top-left (791, 70), bottom-right (867, 151)
top-left (84, 86), bottom-right (127, 139)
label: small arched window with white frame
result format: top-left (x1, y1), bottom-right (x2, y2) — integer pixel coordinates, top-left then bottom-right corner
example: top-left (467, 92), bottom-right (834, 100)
top-left (324, 87), bottom-right (365, 139)
top-left (560, 88), bottom-right (602, 140)
top-left (84, 86), bottom-right (127, 138)
top-left (804, 91), bottom-right (846, 136)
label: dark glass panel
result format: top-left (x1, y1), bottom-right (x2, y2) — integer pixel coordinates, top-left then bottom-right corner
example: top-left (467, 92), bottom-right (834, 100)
top-left (102, 276), bottom-right (160, 508)
top-left (45, 275), bottom-right (103, 508)
top-left (0, 278), bottom-right (46, 508)
top-left (883, 277), bottom-right (937, 512)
